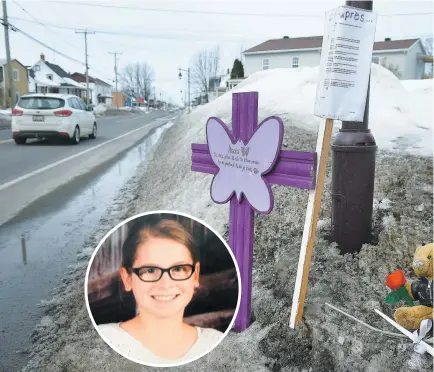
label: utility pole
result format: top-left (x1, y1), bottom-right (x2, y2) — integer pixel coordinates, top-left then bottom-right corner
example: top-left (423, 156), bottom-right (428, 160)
top-left (331, 0), bottom-right (377, 254)
top-left (2, 0), bottom-right (16, 108)
top-left (109, 51), bottom-right (122, 110)
top-left (75, 29), bottom-right (95, 104)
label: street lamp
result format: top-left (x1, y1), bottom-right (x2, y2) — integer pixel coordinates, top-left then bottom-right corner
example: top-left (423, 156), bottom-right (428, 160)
top-left (178, 68), bottom-right (190, 113)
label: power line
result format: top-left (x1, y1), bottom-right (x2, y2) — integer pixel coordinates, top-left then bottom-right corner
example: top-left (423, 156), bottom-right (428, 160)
top-left (11, 0), bottom-right (82, 52)
top-left (1, 17), bottom-right (115, 84)
top-left (9, 16), bottom-right (78, 30)
top-left (9, 15), bottom-right (432, 49)
top-left (44, 1), bottom-right (323, 18)
top-left (8, 16), bottom-right (249, 43)
top-left (44, 1), bottom-right (434, 18)
top-left (1, 18), bottom-right (85, 65)
top-left (1, 16), bottom-right (119, 83)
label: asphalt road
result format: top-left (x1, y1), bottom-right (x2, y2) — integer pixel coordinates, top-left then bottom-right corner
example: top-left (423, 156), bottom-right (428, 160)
top-left (0, 111), bottom-right (177, 371)
top-left (0, 110), bottom-right (178, 226)
top-left (0, 110), bottom-right (172, 185)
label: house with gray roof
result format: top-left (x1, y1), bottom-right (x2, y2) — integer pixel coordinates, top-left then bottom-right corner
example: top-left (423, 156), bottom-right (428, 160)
top-left (243, 36), bottom-right (432, 80)
top-left (70, 72), bottom-right (113, 105)
top-left (29, 53), bottom-right (87, 99)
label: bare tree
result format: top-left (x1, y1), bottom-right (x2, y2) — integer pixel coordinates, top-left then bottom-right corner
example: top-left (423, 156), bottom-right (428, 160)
top-left (191, 46), bottom-right (221, 103)
top-left (120, 62), bottom-right (155, 101)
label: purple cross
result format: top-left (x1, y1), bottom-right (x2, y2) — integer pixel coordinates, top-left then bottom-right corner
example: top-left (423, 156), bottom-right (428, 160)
top-left (191, 92), bottom-right (317, 331)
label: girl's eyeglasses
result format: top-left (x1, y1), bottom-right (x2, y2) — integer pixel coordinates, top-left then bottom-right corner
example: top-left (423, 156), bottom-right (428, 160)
top-left (130, 264), bottom-right (195, 282)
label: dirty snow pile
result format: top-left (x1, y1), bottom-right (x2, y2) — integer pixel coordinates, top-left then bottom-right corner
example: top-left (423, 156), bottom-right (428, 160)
top-left (23, 65), bottom-right (433, 372)
top-left (0, 109), bottom-right (11, 129)
top-left (93, 103), bottom-right (109, 116)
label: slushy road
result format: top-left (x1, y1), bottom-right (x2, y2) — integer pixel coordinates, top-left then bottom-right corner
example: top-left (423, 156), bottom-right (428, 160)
top-left (0, 110), bottom-right (177, 226)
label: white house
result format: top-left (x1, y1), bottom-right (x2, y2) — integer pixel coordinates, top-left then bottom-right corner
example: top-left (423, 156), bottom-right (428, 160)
top-left (208, 70), bottom-right (230, 102)
top-left (208, 69), bottom-right (246, 102)
top-left (29, 53), bottom-right (87, 98)
top-left (70, 72), bottom-right (113, 105)
top-left (243, 36), bottom-right (432, 80)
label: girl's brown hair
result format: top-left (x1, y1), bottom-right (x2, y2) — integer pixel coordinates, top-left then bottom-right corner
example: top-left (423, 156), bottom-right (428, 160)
top-left (121, 217), bottom-right (200, 270)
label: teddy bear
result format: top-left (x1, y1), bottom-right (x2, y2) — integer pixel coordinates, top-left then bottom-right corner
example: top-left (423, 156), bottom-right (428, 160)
top-left (389, 243), bottom-right (433, 330)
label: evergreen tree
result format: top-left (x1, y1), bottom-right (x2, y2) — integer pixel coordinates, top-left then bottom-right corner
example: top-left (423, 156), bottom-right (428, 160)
top-left (230, 59), bottom-right (244, 79)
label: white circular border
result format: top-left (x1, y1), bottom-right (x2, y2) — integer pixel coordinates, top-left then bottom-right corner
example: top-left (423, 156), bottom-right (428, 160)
top-left (84, 210), bottom-right (242, 368)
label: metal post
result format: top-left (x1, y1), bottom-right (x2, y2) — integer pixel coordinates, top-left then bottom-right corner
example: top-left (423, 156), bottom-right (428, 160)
top-left (2, 0), bottom-right (16, 108)
top-left (331, 0), bottom-right (377, 254)
top-left (109, 51), bottom-right (122, 110)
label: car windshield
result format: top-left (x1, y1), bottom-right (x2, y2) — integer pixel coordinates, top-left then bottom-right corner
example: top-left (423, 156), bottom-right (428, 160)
top-left (17, 97), bottom-right (65, 110)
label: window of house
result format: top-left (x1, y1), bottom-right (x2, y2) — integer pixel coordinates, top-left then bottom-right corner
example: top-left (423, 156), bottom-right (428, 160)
top-left (262, 58), bottom-right (270, 70)
top-left (292, 56), bottom-right (299, 68)
top-left (372, 57), bottom-right (379, 64)
top-left (13, 69), bottom-right (19, 81)
top-left (47, 74), bottom-right (53, 80)
top-left (35, 65), bottom-right (40, 71)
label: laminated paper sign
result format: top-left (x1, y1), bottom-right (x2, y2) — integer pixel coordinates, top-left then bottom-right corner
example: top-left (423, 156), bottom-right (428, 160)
top-left (314, 5), bottom-right (378, 122)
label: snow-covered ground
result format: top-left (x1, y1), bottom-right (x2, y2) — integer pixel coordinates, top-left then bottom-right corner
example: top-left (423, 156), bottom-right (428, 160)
top-left (22, 65), bottom-right (433, 372)
top-left (0, 108), bottom-right (12, 129)
top-left (0, 108), bottom-right (11, 116)
top-left (192, 63), bottom-right (432, 157)
top-left (92, 103), bottom-right (108, 116)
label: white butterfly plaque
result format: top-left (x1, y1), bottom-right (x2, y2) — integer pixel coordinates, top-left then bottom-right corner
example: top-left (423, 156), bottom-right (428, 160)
top-left (206, 116), bottom-right (283, 214)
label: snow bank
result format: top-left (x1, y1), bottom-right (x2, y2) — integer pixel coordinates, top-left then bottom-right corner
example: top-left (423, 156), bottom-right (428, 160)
top-left (191, 64), bottom-right (432, 157)
top-left (0, 109), bottom-right (11, 129)
top-left (22, 66), bottom-right (433, 372)
top-left (93, 104), bottom-right (108, 116)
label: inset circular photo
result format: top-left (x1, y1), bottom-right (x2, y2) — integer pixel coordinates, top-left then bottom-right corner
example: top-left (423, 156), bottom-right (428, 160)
top-left (85, 211), bottom-right (240, 367)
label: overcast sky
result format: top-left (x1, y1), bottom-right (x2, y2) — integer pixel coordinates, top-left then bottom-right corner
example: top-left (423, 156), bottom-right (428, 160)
top-left (2, 0), bottom-right (433, 105)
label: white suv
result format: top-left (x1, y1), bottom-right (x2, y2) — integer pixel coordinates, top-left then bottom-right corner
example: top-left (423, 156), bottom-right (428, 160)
top-left (12, 93), bottom-right (97, 145)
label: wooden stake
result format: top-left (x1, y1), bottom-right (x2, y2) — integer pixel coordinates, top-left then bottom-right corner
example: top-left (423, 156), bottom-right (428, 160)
top-left (289, 118), bottom-right (334, 328)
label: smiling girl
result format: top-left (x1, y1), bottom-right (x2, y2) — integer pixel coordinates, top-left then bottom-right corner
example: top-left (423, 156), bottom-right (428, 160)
top-left (97, 218), bottom-right (224, 366)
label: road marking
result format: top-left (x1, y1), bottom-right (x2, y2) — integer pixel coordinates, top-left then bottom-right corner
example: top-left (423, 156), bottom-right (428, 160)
top-left (0, 118), bottom-right (172, 192)
top-left (98, 116), bottom-right (116, 120)
top-left (0, 139), bottom-right (12, 144)
top-left (119, 115), bottom-right (145, 123)
top-left (157, 116), bottom-right (177, 121)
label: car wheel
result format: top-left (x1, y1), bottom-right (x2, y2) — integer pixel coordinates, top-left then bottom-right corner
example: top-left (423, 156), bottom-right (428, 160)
top-left (14, 137), bottom-right (27, 145)
top-left (71, 126), bottom-right (80, 145)
top-left (89, 123), bottom-right (97, 139)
